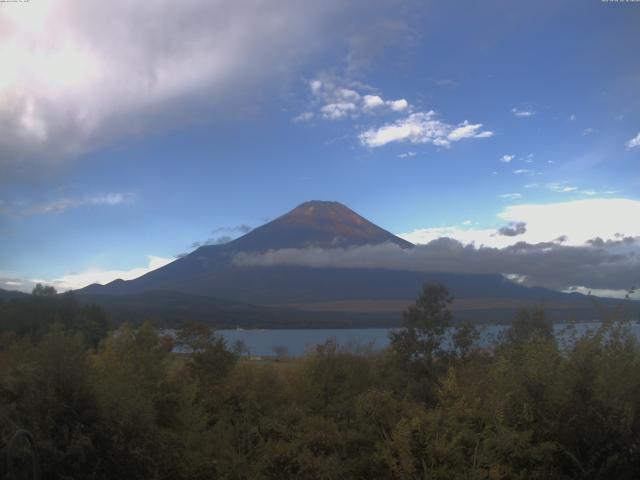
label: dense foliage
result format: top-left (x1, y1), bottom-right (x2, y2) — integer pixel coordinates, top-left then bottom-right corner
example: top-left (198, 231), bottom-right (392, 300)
top-left (1, 284), bottom-right (640, 479)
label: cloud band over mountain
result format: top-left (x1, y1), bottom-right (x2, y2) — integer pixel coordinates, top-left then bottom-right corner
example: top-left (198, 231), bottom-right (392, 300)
top-left (233, 237), bottom-right (639, 296)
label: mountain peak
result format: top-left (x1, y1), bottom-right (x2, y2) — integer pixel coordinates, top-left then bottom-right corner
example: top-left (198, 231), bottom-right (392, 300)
top-left (293, 200), bottom-right (348, 209)
top-left (228, 200), bottom-right (413, 251)
top-left (288, 200), bottom-right (365, 223)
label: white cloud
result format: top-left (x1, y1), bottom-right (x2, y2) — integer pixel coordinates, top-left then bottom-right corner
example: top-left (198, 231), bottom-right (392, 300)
top-left (513, 169), bottom-right (533, 175)
top-left (399, 198), bottom-right (640, 248)
top-left (626, 132), bottom-right (640, 149)
top-left (0, 0), bottom-right (375, 175)
top-left (499, 193), bottom-right (522, 199)
top-left (500, 154), bottom-right (515, 163)
top-left (474, 131), bottom-right (494, 138)
top-left (569, 114), bottom-right (576, 121)
top-left (511, 108), bottom-right (535, 117)
top-left (398, 225), bottom-right (516, 248)
top-left (582, 127), bottom-right (595, 136)
top-left (386, 98), bottom-right (408, 111)
top-left (362, 94), bottom-right (385, 109)
top-left (306, 79), bottom-right (411, 120)
top-left (359, 112), bottom-right (493, 148)
top-left (309, 80), bottom-right (323, 94)
top-left (321, 102), bottom-right (357, 119)
top-left (498, 198), bottom-right (640, 246)
top-left (1, 255), bottom-right (175, 292)
top-left (398, 151), bottom-right (416, 158)
top-left (337, 88), bottom-right (360, 102)
top-left (293, 111), bottom-right (314, 122)
top-left (447, 121), bottom-right (493, 141)
top-left (45, 255), bottom-right (174, 291)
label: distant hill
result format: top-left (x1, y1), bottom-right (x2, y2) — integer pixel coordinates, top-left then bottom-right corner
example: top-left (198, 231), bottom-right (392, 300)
top-left (76, 200), bottom-right (637, 326)
top-left (0, 288), bottom-right (29, 301)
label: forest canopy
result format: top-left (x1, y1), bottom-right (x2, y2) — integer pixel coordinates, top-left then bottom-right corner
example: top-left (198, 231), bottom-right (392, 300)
top-left (0, 283), bottom-right (639, 479)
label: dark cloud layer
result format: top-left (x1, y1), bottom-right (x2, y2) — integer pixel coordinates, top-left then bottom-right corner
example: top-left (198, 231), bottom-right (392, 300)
top-left (498, 222), bottom-right (527, 237)
top-left (233, 237), bottom-right (640, 293)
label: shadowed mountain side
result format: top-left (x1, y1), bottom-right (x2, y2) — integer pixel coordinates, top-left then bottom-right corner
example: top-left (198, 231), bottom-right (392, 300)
top-left (80, 262), bottom-right (590, 305)
top-left (75, 290), bottom-right (400, 329)
top-left (74, 289), bottom-right (631, 327)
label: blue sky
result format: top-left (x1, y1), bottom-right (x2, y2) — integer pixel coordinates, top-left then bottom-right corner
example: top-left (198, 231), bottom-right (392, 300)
top-left (0, 0), bottom-right (639, 295)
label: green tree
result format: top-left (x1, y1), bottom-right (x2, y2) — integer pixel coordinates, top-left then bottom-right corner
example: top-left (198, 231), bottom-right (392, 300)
top-left (452, 321), bottom-right (480, 360)
top-left (0, 324), bottom-right (98, 479)
top-left (389, 282), bottom-right (453, 402)
top-left (506, 306), bottom-right (553, 347)
top-left (31, 284), bottom-right (57, 297)
top-left (178, 322), bottom-right (236, 390)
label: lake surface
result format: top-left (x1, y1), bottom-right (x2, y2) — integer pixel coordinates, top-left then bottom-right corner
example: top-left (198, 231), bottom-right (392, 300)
top-left (215, 322), bottom-right (640, 357)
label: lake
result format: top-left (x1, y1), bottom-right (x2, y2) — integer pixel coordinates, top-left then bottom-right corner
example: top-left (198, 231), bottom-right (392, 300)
top-left (215, 322), bottom-right (640, 357)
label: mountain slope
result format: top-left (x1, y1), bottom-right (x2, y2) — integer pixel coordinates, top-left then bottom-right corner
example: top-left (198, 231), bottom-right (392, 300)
top-left (76, 200), bottom-right (632, 324)
top-left (80, 200), bottom-right (413, 296)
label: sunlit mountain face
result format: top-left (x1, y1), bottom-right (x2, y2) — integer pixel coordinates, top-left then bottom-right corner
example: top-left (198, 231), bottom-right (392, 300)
top-left (228, 201), bottom-right (414, 251)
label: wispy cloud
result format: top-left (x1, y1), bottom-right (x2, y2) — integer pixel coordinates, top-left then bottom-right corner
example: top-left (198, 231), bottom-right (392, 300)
top-left (547, 182), bottom-right (579, 193)
top-left (499, 193), bottom-right (522, 199)
top-left (2, 192), bottom-right (134, 216)
top-left (187, 224), bottom-right (253, 250)
top-left (301, 78), bottom-right (410, 121)
top-left (511, 107), bottom-right (535, 117)
top-left (293, 111), bottom-right (314, 122)
top-left (359, 112), bottom-right (493, 148)
top-left (321, 102), bottom-right (357, 119)
top-left (500, 154), bottom-right (515, 163)
top-left (545, 182), bottom-right (618, 196)
top-left (626, 132), bottom-right (640, 149)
